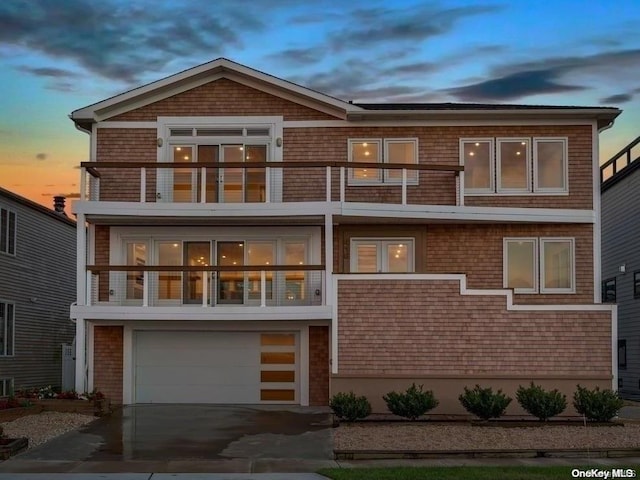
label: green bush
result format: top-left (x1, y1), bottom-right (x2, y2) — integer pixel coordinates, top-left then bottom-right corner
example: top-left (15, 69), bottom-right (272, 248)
top-left (383, 383), bottom-right (439, 420)
top-left (329, 392), bottom-right (371, 421)
top-left (516, 382), bottom-right (567, 421)
top-left (459, 385), bottom-right (512, 420)
top-left (573, 385), bottom-right (624, 422)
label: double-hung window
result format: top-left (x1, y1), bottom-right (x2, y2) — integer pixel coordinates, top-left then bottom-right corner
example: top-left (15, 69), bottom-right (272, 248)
top-left (503, 238), bottom-right (575, 293)
top-left (0, 378), bottom-right (13, 396)
top-left (601, 277), bottom-right (616, 303)
top-left (350, 239), bottom-right (414, 273)
top-left (348, 139), bottom-right (418, 185)
top-left (462, 137), bottom-right (568, 194)
top-left (0, 207), bottom-right (16, 255)
top-left (0, 301), bottom-right (15, 356)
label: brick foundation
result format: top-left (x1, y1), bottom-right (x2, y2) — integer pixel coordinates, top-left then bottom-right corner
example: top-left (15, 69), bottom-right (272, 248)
top-left (308, 326), bottom-right (330, 406)
top-left (93, 326), bottom-right (123, 404)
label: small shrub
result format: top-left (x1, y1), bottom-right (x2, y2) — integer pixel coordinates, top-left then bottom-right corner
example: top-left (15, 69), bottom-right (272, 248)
top-left (329, 392), bottom-right (371, 421)
top-left (459, 384), bottom-right (512, 420)
top-left (56, 390), bottom-right (79, 400)
top-left (516, 382), bottom-right (567, 421)
top-left (573, 385), bottom-right (624, 422)
top-left (0, 397), bottom-right (21, 410)
top-left (383, 383), bottom-right (439, 420)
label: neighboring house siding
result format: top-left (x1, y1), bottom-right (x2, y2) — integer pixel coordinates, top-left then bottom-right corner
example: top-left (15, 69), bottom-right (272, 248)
top-left (602, 168), bottom-right (640, 399)
top-left (93, 325), bottom-right (123, 403)
top-left (109, 78), bottom-right (340, 122)
top-left (0, 195), bottom-right (75, 390)
top-left (283, 125), bottom-right (593, 208)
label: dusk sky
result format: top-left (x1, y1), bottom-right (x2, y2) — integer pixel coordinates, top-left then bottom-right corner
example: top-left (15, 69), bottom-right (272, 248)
top-left (1, 0), bottom-right (639, 209)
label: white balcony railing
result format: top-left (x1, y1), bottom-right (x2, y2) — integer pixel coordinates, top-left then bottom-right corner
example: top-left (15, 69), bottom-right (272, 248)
top-left (86, 265), bottom-right (325, 308)
top-left (79, 161), bottom-right (464, 206)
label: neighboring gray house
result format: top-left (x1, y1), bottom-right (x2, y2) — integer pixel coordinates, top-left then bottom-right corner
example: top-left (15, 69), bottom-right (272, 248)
top-left (601, 136), bottom-right (640, 400)
top-left (0, 187), bottom-right (76, 395)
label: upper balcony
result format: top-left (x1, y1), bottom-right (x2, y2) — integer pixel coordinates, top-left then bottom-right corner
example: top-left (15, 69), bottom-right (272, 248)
top-left (76, 161), bottom-right (464, 222)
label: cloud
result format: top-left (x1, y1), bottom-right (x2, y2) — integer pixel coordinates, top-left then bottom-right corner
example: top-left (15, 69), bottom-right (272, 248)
top-left (600, 93), bottom-right (633, 104)
top-left (40, 192), bottom-right (80, 198)
top-left (446, 49), bottom-right (640, 102)
top-left (17, 66), bottom-right (75, 78)
top-left (447, 69), bottom-right (586, 101)
top-left (0, 0), bottom-right (266, 83)
top-left (35, 153), bottom-right (48, 160)
top-left (331, 4), bottom-right (502, 50)
top-left (266, 46), bottom-right (327, 66)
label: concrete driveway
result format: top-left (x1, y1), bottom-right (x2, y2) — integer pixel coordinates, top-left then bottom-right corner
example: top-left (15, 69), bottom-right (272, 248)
top-left (0, 405), bottom-right (336, 474)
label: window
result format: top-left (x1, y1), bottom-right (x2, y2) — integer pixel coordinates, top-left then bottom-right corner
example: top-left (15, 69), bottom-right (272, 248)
top-left (503, 238), bottom-right (575, 294)
top-left (348, 139), bottom-right (418, 185)
top-left (540, 239), bottom-right (575, 293)
top-left (0, 207), bottom-right (16, 255)
top-left (125, 242), bottom-right (147, 301)
top-left (0, 302), bottom-right (15, 356)
top-left (618, 339), bottom-right (627, 369)
top-left (634, 271), bottom-right (640, 299)
top-left (602, 277), bottom-right (616, 303)
top-left (503, 238), bottom-right (538, 293)
top-left (461, 139), bottom-right (494, 193)
top-left (462, 137), bottom-right (568, 194)
top-left (0, 378), bottom-right (13, 397)
top-left (350, 239), bottom-right (414, 273)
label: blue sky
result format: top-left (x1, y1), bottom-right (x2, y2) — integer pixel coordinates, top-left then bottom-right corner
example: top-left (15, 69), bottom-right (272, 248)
top-left (1, 0), bottom-right (639, 206)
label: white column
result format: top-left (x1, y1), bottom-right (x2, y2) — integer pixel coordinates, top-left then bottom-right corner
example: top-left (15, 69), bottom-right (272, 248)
top-left (80, 168), bottom-right (87, 201)
top-left (74, 317), bottom-right (87, 393)
top-left (339, 167), bottom-right (345, 202)
top-left (77, 213), bottom-right (87, 306)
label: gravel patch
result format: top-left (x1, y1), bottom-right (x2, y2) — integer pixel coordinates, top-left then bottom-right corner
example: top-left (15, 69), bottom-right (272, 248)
top-left (335, 423), bottom-right (640, 451)
top-left (1, 412), bottom-right (96, 449)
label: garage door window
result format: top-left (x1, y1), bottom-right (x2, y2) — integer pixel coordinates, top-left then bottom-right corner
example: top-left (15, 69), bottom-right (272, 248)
top-left (260, 333), bottom-right (296, 402)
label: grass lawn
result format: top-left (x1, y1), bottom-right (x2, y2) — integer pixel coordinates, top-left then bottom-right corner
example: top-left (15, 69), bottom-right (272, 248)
top-left (318, 466), bottom-right (597, 479)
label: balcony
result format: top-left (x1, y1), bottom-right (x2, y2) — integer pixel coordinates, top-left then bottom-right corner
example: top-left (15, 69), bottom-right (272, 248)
top-left (79, 161), bottom-right (464, 207)
top-left (85, 265), bottom-right (325, 308)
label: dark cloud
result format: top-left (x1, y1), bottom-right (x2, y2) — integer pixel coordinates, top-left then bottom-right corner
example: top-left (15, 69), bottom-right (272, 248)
top-left (40, 192), bottom-right (80, 198)
top-left (266, 47), bottom-right (327, 66)
top-left (0, 0), bottom-right (265, 83)
top-left (17, 66), bottom-right (75, 78)
top-left (332, 4), bottom-right (501, 50)
top-left (446, 49), bottom-right (640, 102)
top-left (35, 153), bottom-right (47, 160)
top-left (447, 69), bottom-right (586, 101)
top-left (600, 93), bottom-right (633, 104)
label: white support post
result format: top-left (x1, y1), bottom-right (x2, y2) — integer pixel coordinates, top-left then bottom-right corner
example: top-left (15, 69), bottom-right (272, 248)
top-left (74, 317), bottom-right (86, 394)
top-left (324, 214), bottom-right (333, 304)
top-left (200, 167), bottom-right (206, 203)
top-left (77, 213), bottom-right (87, 306)
top-left (80, 168), bottom-right (87, 201)
top-left (265, 167), bottom-right (271, 203)
top-left (140, 167), bottom-right (146, 203)
top-left (401, 168), bottom-right (407, 205)
top-left (339, 167), bottom-right (345, 203)
top-left (86, 271), bottom-right (92, 306)
top-left (142, 271), bottom-right (149, 307)
top-left (202, 271), bottom-right (208, 307)
top-left (326, 166), bottom-right (332, 202)
top-left (260, 270), bottom-right (266, 307)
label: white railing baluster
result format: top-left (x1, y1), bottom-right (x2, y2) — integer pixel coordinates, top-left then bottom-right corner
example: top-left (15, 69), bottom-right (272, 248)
top-left (200, 167), bottom-right (207, 203)
top-left (140, 167), bottom-right (146, 203)
top-left (142, 272), bottom-right (149, 307)
top-left (260, 270), bottom-right (266, 307)
top-left (265, 167), bottom-right (271, 203)
top-left (401, 168), bottom-right (407, 205)
top-left (326, 166), bottom-right (331, 202)
top-left (80, 168), bottom-right (87, 201)
top-left (202, 271), bottom-right (208, 306)
top-left (339, 167), bottom-right (345, 202)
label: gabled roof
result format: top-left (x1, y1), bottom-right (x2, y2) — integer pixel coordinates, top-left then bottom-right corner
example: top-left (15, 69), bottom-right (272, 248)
top-left (70, 58), bottom-right (621, 131)
top-left (70, 58), bottom-right (361, 127)
top-left (0, 186), bottom-right (76, 227)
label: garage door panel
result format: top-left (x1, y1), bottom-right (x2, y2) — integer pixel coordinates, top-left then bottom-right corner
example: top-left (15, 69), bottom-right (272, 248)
top-left (135, 331), bottom-right (294, 404)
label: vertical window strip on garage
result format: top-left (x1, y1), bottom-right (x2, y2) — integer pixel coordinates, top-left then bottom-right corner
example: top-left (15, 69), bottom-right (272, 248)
top-left (260, 333), bottom-right (296, 401)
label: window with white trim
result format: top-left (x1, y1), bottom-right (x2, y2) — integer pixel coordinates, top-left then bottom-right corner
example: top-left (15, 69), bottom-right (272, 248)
top-left (503, 238), bottom-right (575, 294)
top-left (350, 239), bottom-right (414, 272)
top-left (0, 207), bottom-right (16, 255)
top-left (0, 378), bottom-right (13, 397)
top-left (348, 139), bottom-right (418, 185)
top-left (0, 301), bottom-right (15, 356)
top-left (462, 137), bottom-right (568, 194)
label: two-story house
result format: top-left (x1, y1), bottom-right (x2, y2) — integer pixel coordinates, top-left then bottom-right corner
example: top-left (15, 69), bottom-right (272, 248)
top-left (601, 136), bottom-right (640, 401)
top-left (0, 188), bottom-right (76, 394)
top-left (69, 58), bottom-right (619, 413)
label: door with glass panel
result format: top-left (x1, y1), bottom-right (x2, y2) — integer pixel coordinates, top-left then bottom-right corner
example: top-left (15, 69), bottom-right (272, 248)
top-left (156, 242), bottom-right (182, 304)
top-left (283, 241), bottom-right (308, 305)
top-left (217, 242), bottom-right (245, 304)
top-left (183, 242), bottom-right (211, 304)
top-left (219, 145), bottom-right (266, 203)
top-left (124, 242), bottom-right (147, 304)
top-left (171, 146), bottom-right (197, 202)
top-left (246, 241), bottom-right (275, 304)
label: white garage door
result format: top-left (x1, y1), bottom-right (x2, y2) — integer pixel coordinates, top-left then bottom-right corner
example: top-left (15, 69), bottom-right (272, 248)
top-left (134, 331), bottom-right (297, 404)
